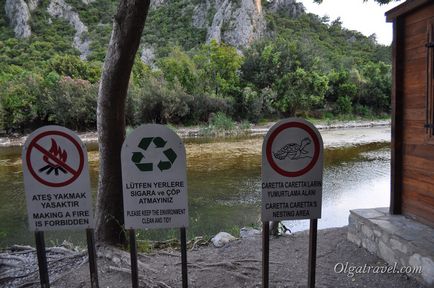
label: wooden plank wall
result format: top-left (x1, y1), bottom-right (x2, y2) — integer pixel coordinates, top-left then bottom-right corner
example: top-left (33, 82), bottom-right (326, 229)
top-left (400, 2), bottom-right (434, 226)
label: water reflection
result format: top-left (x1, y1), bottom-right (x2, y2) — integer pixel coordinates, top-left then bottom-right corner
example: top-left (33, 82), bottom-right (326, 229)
top-left (0, 134), bottom-right (390, 247)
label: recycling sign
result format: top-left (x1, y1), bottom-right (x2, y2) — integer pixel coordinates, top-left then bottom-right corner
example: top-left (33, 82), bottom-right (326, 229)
top-left (121, 124), bottom-right (188, 229)
top-left (131, 137), bottom-right (177, 172)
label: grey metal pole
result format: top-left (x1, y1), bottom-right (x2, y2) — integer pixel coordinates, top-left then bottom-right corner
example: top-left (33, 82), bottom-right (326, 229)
top-left (35, 231), bottom-right (50, 288)
top-left (129, 229), bottom-right (139, 288)
top-left (308, 219), bottom-right (318, 288)
top-left (262, 221), bottom-right (269, 288)
top-left (86, 229), bottom-right (99, 288)
top-left (180, 227), bottom-right (188, 288)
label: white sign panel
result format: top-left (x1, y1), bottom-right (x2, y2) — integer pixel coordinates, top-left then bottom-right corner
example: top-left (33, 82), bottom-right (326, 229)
top-left (22, 126), bottom-right (94, 231)
top-left (121, 124), bottom-right (188, 229)
top-left (262, 118), bottom-right (323, 221)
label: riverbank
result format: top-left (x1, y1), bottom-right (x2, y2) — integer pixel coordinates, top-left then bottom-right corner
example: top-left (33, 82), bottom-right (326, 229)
top-left (0, 119), bottom-right (390, 147)
top-left (0, 226), bottom-right (422, 288)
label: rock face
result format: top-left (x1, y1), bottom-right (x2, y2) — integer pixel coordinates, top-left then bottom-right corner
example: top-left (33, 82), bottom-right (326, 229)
top-left (268, 0), bottom-right (305, 18)
top-left (27, 0), bottom-right (41, 11)
top-left (193, 0), bottom-right (266, 48)
top-left (151, 0), bottom-right (167, 8)
top-left (141, 46), bottom-right (157, 68)
top-left (47, 0), bottom-right (91, 59)
top-left (5, 0), bottom-right (32, 38)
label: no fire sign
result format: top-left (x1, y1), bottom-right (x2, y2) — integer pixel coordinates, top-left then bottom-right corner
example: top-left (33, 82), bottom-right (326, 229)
top-left (22, 126), bottom-right (94, 231)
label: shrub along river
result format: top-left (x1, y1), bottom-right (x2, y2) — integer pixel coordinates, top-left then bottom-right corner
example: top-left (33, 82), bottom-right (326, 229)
top-left (0, 126), bottom-right (390, 248)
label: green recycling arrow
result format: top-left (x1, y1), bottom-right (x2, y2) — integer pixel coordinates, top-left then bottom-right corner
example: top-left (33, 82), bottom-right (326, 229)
top-left (164, 148), bottom-right (177, 163)
top-left (153, 137), bottom-right (167, 148)
top-left (138, 137), bottom-right (153, 150)
top-left (131, 152), bottom-right (144, 163)
top-left (132, 136), bottom-right (177, 172)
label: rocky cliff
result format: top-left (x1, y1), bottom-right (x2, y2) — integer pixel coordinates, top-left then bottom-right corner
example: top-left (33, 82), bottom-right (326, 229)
top-left (4, 0), bottom-right (305, 59)
top-left (192, 0), bottom-right (266, 48)
top-left (269, 0), bottom-right (305, 17)
top-left (5, 0), bottom-right (32, 38)
top-left (47, 0), bottom-right (91, 59)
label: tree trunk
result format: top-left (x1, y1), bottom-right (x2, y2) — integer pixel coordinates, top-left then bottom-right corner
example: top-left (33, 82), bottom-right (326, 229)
top-left (95, 0), bottom-right (150, 245)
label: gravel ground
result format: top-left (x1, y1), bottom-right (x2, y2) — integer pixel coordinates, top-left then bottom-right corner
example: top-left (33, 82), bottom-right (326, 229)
top-left (2, 227), bottom-right (423, 288)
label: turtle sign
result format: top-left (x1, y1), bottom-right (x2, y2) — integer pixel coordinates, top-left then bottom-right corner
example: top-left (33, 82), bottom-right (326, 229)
top-left (121, 124), bottom-right (188, 229)
top-left (262, 118), bottom-right (323, 221)
top-left (22, 126), bottom-right (94, 231)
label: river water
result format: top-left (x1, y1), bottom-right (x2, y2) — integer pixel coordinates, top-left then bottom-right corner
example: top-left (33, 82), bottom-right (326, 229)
top-left (0, 126), bottom-right (390, 247)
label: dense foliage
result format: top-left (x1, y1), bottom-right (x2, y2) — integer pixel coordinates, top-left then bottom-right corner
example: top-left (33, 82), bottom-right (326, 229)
top-left (0, 0), bottom-right (391, 133)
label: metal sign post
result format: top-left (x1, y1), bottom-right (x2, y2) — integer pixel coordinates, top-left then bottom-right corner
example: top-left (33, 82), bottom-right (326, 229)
top-left (261, 118), bottom-right (323, 287)
top-left (262, 222), bottom-right (269, 288)
top-left (180, 227), bottom-right (188, 288)
top-left (129, 229), bottom-right (139, 288)
top-left (35, 231), bottom-right (50, 287)
top-left (308, 219), bottom-right (318, 288)
top-left (22, 126), bottom-right (98, 288)
top-left (121, 124), bottom-right (189, 287)
top-left (86, 229), bottom-right (99, 288)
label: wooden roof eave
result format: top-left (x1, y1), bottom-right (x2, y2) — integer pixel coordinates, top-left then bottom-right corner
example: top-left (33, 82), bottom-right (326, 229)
top-left (386, 0), bottom-right (432, 22)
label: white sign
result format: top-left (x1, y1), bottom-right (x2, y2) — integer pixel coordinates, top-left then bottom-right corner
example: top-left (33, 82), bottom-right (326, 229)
top-left (262, 118), bottom-right (323, 221)
top-left (22, 126), bottom-right (94, 231)
top-left (121, 124), bottom-right (188, 229)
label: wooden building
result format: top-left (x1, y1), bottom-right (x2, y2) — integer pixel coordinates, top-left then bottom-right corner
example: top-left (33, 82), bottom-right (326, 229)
top-left (386, 0), bottom-right (434, 227)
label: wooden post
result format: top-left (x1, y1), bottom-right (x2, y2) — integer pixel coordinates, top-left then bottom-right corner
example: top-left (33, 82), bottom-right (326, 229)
top-left (35, 231), bottom-right (50, 288)
top-left (390, 17), bottom-right (404, 215)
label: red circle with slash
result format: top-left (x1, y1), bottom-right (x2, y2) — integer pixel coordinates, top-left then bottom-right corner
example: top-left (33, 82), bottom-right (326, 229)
top-left (26, 131), bottom-right (84, 187)
top-left (266, 122), bottom-right (320, 177)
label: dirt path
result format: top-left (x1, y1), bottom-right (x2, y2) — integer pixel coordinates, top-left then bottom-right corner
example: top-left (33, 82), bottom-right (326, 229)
top-left (2, 227), bottom-right (422, 288)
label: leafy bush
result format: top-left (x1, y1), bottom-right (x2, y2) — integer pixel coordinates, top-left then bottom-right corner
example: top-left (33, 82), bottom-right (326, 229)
top-left (183, 93), bottom-right (231, 124)
top-left (334, 95), bottom-right (352, 115)
top-left (209, 112), bottom-right (235, 131)
top-left (275, 68), bottom-right (328, 116)
top-left (0, 73), bottom-right (43, 132)
top-left (132, 75), bottom-right (192, 124)
top-left (157, 47), bottom-right (198, 94)
top-left (47, 55), bottom-right (102, 83)
top-left (47, 76), bottom-right (98, 130)
top-left (240, 87), bottom-right (263, 122)
top-left (353, 104), bottom-right (374, 118)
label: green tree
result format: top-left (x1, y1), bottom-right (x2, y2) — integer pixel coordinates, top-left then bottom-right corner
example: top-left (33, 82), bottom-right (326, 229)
top-left (131, 74), bottom-right (192, 124)
top-left (194, 40), bottom-right (243, 97)
top-left (241, 39), bottom-right (301, 90)
top-left (48, 76), bottom-right (98, 130)
top-left (326, 69), bottom-right (358, 111)
top-left (158, 47), bottom-right (198, 94)
top-left (275, 68), bottom-right (328, 116)
top-left (359, 61), bottom-right (391, 113)
top-left (47, 55), bottom-right (102, 83)
top-left (0, 73), bottom-right (42, 131)
top-left (96, 0), bottom-right (151, 245)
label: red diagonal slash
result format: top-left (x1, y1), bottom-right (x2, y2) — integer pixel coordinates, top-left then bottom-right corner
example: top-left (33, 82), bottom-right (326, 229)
top-left (33, 143), bottom-right (79, 177)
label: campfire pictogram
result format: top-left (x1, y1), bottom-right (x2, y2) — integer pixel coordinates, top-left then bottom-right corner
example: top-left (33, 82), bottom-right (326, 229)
top-left (39, 138), bottom-right (68, 175)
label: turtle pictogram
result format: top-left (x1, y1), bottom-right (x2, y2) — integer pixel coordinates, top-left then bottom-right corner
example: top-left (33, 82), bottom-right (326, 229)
top-left (131, 137), bottom-right (177, 172)
top-left (273, 137), bottom-right (312, 160)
